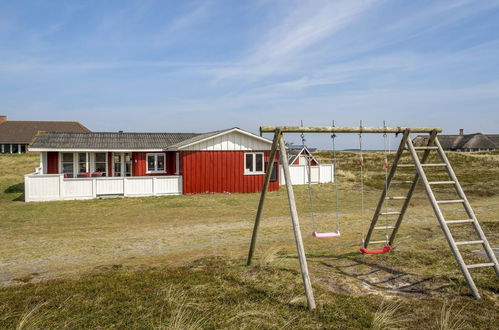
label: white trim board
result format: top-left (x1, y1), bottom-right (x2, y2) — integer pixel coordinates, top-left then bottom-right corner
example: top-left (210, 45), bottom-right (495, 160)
top-left (288, 146), bottom-right (320, 166)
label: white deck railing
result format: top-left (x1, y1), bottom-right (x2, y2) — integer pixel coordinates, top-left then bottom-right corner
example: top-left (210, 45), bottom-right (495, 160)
top-left (24, 173), bottom-right (183, 202)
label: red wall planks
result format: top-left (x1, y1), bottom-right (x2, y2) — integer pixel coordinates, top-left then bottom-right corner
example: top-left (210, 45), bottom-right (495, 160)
top-left (47, 152), bottom-right (58, 174)
top-left (181, 150), bottom-right (279, 194)
top-left (107, 152), bottom-right (113, 177)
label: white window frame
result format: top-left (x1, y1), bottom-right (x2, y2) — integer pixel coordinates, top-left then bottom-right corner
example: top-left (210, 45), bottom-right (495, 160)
top-left (59, 152), bottom-right (89, 177)
top-left (59, 152), bottom-right (75, 176)
top-left (113, 152), bottom-right (132, 177)
top-left (146, 153), bottom-right (167, 174)
top-left (92, 152), bottom-right (108, 176)
top-left (244, 152), bottom-right (265, 175)
top-left (77, 152), bottom-right (89, 174)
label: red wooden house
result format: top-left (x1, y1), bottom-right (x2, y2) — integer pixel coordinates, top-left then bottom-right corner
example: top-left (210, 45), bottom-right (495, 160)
top-left (25, 128), bottom-right (279, 201)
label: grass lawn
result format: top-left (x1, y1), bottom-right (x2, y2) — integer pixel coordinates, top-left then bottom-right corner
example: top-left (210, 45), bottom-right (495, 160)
top-left (0, 152), bottom-right (498, 328)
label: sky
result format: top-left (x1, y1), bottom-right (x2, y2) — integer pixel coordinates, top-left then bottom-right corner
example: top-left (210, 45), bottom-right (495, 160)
top-left (1, 0), bottom-right (499, 149)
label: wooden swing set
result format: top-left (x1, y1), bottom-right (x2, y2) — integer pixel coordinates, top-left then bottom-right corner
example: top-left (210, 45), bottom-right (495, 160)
top-left (246, 125), bottom-right (499, 310)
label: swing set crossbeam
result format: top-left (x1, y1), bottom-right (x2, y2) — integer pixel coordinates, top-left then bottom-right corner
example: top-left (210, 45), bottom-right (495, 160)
top-left (259, 126), bottom-right (442, 134)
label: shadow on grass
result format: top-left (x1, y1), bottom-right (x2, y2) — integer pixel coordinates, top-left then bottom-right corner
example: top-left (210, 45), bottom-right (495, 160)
top-left (4, 183), bottom-right (25, 201)
top-left (319, 252), bottom-right (453, 295)
top-left (288, 251), bottom-right (454, 296)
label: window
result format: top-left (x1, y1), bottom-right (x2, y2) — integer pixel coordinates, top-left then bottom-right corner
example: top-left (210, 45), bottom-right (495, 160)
top-left (113, 153), bottom-right (131, 177)
top-left (94, 152), bottom-right (107, 176)
top-left (78, 153), bottom-right (88, 173)
top-left (147, 153), bottom-right (166, 173)
top-left (113, 153), bottom-right (122, 176)
top-left (244, 152), bottom-right (264, 174)
top-left (62, 153), bottom-right (74, 177)
top-left (125, 153), bottom-right (132, 176)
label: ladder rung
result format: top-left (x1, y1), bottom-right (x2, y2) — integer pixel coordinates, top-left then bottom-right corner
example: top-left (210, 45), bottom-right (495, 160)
top-left (413, 146), bottom-right (439, 150)
top-left (466, 263), bottom-right (495, 269)
top-left (455, 240), bottom-right (484, 246)
top-left (374, 226), bottom-right (395, 230)
top-left (385, 196), bottom-right (407, 200)
top-left (421, 163), bottom-right (447, 167)
top-left (392, 180), bottom-right (413, 184)
top-left (379, 212), bottom-right (401, 215)
top-left (436, 199), bottom-right (465, 204)
top-left (429, 181), bottom-right (455, 185)
top-left (445, 219), bottom-right (474, 224)
top-left (369, 240), bottom-right (388, 244)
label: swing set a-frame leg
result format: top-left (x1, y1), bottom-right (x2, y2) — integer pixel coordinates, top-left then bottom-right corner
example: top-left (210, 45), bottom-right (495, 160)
top-left (363, 130), bottom-right (410, 248)
top-left (246, 131), bottom-right (316, 311)
top-left (247, 129), bottom-right (281, 266)
top-left (363, 130), bottom-right (438, 248)
top-left (389, 131), bottom-right (438, 245)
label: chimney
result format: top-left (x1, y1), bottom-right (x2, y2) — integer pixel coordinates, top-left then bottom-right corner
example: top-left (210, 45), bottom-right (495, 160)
top-left (0, 115), bottom-right (6, 124)
top-left (459, 129), bottom-right (464, 136)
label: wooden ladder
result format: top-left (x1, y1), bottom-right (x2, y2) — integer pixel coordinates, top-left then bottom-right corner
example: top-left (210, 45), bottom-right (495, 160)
top-left (363, 130), bottom-right (499, 298)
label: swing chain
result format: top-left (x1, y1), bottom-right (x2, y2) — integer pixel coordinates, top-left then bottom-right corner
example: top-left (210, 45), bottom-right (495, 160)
top-left (301, 131), bottom-right (317, 232)
top-left (331, 130), bottom-right (340, 233)
top-left (383, 126), bottom-right (390, 244)
top-left (359, 127), bottom-right (365, 245)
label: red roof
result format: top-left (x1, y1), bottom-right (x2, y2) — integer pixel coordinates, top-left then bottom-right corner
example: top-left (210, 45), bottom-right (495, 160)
top-left (0, 120), bottom-right (90, 143)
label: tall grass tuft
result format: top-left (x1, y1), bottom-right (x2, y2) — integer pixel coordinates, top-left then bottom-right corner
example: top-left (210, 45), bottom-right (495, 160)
top-left (260, 245), bottom-right (282, 267)
top-left (436, 299), bottom-right (468, 330)
top-left (153, 285), bottom-right (207, 330)
top-left (16, 302), bottom-right (48, 330)
top-left (371, 298), bottom-right (408, 330)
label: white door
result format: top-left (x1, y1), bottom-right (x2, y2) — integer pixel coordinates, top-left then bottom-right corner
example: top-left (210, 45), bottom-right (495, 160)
top-left (309, 166), bottom-right (320, 183)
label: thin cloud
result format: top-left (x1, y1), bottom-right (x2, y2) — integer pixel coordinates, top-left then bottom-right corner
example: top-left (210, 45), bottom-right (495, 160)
top-left (206, 0), bottom-right (379, 80)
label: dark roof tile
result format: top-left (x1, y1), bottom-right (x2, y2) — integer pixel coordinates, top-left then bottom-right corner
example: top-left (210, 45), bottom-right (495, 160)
top-left (30, 132), bottom-right (201, 150)
top-left (413, 133), bottom-right (499, 149)
top-left (0, 121), bottom-right (90, 143)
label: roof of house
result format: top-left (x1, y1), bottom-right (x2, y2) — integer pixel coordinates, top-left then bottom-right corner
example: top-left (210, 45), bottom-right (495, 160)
top-left (0, 120), bottom-right (90, 143)
top-left (29, 127), bottom-right (272, 151)
top-left (288, 144), bottom-right (317, 152)
top-left (413, 133), bottom-right (499, 150)
top-left (29, 131), bottom-right (201, 151)
top-left (165, 127), bottom-right (272, 150)
top-left (287, 145), bottom-right (320, 165)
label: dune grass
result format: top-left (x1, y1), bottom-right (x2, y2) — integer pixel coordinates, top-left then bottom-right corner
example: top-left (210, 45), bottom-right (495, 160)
top-left (0, 152), bottom-right (498, 328)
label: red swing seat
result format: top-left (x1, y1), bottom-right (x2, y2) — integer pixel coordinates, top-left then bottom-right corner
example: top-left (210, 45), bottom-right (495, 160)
top-left (359, 245), bottom-right (392, 254)
top-left (312, 231), bottom-right (341, 238)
